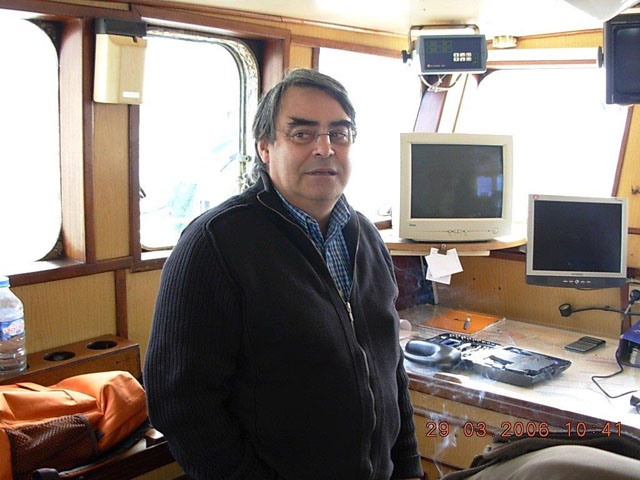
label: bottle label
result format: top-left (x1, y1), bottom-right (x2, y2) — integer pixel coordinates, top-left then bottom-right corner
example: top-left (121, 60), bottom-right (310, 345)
top-left (1, 317), bottom-right (24, 341)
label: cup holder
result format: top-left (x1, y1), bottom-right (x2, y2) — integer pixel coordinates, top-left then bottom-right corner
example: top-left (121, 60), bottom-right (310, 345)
top-left (86, 340), bottom-right (117, 350)
top-left (44, 351), bottom-right (76, 362)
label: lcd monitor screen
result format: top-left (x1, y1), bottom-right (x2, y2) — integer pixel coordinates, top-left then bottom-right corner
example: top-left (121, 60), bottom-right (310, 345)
top-left (532, 201), bottom-right (622, 273)
top-left (526, 195), bottom-right (628, 288)
top-left (410, 144), bottom-right (503, 219)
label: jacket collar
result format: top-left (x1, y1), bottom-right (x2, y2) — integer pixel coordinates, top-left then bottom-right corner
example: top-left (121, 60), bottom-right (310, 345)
top-left (255, 170), bottom-right (359, 245)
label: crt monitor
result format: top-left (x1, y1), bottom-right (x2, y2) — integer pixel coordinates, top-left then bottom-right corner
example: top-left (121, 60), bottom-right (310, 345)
top-left (526, 194), bottom-right (628, 288)
top-left (399, 132), bottom-right (513, 242)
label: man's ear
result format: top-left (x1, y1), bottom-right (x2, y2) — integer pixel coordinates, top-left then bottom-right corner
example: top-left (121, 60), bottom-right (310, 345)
top-left (257, 139), bottom-right (271, 166)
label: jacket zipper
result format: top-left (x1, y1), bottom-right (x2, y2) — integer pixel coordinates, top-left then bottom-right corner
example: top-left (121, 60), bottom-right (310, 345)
top-left (258, 195), bottom-right (377, 479)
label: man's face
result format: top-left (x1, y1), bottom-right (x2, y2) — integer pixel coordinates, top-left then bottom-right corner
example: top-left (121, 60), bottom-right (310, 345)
top-left (257, 86), bottom-right (353, 217)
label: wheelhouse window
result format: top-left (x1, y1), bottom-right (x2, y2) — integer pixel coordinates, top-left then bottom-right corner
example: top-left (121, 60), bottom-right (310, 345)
top-left (139, 28), bottom-right (258, 249)
top-left (319, 48), bottom-right (421, 222)
top-left (0, 14), bottom-right (61, 268)
top-left (452, 67), bottom-right (628, 225)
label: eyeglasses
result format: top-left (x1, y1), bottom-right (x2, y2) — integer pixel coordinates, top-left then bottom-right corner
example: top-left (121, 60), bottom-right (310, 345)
top-left (277, 127), bottom-right (355, 146)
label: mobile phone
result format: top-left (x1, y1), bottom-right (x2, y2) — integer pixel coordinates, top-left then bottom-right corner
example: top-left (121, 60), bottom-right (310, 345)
top-left (564, 336), bottom-right (606, 353)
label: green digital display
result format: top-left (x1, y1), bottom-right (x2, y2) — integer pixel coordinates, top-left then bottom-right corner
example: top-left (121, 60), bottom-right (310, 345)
top-left (424, 40), bottom-right (453, 54)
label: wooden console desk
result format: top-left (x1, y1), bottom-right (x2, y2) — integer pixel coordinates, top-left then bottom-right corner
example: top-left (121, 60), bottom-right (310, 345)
top-left (400, 305), bottom-right (640, 473)
top-left (380, 228), bottom-right (526, 256)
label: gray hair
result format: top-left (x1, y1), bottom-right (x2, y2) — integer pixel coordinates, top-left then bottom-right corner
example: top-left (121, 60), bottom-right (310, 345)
top-left (249, 69), bottom-right (356, 179)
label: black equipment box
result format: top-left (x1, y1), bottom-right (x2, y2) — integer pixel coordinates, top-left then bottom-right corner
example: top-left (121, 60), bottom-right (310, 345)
top-left (404, 332), bottom-right (571, 387)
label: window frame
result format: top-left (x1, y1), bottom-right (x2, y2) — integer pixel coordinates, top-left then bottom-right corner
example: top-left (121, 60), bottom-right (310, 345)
top-left (135, 26), bottom-right (259, 252)
top-left (130, 7), bottom-right (290, 272)
top-left (1, 17), bottom-right (64, 264)
top-left (2, 0), bottom-right (289, 284)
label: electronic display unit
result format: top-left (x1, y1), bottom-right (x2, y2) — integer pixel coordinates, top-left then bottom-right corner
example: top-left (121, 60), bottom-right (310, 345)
top-left (415, 35), bottom-right (487, 74)
top-left (399, 133), bottom-right (513, 242)
top-left (526, 194), bottom-right (628, 288)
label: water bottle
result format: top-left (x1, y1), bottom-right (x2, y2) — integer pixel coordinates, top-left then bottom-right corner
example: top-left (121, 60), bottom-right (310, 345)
top-left (0, 275), bottom-right (27, 377)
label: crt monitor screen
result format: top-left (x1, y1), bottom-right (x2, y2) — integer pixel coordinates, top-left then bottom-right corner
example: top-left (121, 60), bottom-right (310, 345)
top-left (399, 132), bottom-right (512, 242)
top-left (410, 144), bottom-right (504, 219)
top-left (526, 194), bottom-right (628, 288)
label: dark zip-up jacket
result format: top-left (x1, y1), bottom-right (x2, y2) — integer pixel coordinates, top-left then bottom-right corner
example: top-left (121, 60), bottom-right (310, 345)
top-left (144, 174), bottom-right (423, 480)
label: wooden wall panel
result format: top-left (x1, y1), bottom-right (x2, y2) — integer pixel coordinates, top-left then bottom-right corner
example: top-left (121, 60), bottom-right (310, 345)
top-left (289, 44), bottom-right (313, 69)
top-left (435, 257), bottom-right (623, 338)
top-left (12, 273), bottom-right (116, 353)
top-left (616, 107), bottom-right (640, 230)
top-left (93, 103), bottom-right (131, 260)
top-left (126, 269), bottom-right (162, 363)
top-left (629, 234), bottom-right (640, 270)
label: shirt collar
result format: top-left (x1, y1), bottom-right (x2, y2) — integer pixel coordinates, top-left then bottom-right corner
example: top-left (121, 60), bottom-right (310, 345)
top-left (274, 188), bottom-right (351, 241)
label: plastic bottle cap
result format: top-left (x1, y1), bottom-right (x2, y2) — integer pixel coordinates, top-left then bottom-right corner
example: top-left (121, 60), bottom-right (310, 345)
top-left (0, 276), bottom-right (8, 288)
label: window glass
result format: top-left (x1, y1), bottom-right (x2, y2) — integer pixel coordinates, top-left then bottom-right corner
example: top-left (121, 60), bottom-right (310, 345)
top-left (319, 48), bottom-right (421, 222)
top-left (455, 68), bottom-right (628, 225)
top-left (0, 15), bottom-right (61, 268)
top-left (139, 28), bottom-right (258, 249)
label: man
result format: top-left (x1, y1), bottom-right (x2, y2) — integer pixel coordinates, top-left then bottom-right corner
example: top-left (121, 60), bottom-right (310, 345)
top-left (144, 69), bottom-right (424, 480)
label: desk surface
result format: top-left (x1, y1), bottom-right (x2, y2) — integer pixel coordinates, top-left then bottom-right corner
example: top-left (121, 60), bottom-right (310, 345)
top-left (400, 305), bottom-right (640, 434)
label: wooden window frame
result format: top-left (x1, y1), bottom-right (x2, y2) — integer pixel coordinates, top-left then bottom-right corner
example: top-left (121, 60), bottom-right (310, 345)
top-left (129, 5), bottom-right (290, 272)
top-left (1, 0), bottom-right (138, 287)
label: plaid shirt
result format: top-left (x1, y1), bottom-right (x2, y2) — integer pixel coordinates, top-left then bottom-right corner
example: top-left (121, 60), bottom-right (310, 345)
top-left (275, 190), bottom-right (353, 301)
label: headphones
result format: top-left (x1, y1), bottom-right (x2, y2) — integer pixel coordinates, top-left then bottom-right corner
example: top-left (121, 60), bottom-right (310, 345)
top-left (403, 339), bottom-right (462, 371)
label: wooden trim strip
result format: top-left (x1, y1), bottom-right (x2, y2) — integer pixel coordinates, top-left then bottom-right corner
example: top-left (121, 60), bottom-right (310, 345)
top-left (134, 4), bottom-right (291, 40)
top-left (487, 59), bottom-right (597, 67)
top-left (115, 269), bottom-right (128, 338)
top-left (133, 0), bottom-right (283, 24)
top-left (414, 86), bottom-right (447, 133)
top-left (514, 28), bottom-right (602, 41)
top-left (128, 0), bottom-right (403, 38)
top-left (291, 34), bottom-right (400, 58)
top-left (133, 255), bottom-right (168, 273)
top-left (0, 0), bottom-right (136, 19)
top-left (129, 106), bottom-right (143, 268)
top-left (9, 257), bottom-right (133, 287)
top-left (59, 18), bottom-right (87, 263)
top-left (630, 228), bottom-right (640, 235)
top-left (612, 107), bottom-right (634, 196)
top-left (82, 17), bottom-right (96, 263)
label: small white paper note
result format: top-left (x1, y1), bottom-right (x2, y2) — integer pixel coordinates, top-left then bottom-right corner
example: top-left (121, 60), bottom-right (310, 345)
top-left (425, 248), bottom-right (463, 285)
top-left (426, 265), bottom-right (451, 285)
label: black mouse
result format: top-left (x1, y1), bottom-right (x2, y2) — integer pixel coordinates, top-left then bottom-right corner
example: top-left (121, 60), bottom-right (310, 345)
top-left (403, 340), bottom-right (462, 371)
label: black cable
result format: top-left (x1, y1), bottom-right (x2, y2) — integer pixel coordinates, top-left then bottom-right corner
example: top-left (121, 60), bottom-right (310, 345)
top-left (591, 348), bottom-right (638, 399)
top-left (570, 306), bottom-right (640, 316)
top-left (589, 298), bottom-right (639, 398)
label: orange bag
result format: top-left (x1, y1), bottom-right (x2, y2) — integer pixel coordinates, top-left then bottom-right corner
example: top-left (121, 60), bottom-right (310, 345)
top-left (0, 371), bottom-right (148, 480)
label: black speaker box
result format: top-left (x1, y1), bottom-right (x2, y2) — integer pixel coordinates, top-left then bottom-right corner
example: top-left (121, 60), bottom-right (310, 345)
top-left (605, 13), bottom-right (640, 105)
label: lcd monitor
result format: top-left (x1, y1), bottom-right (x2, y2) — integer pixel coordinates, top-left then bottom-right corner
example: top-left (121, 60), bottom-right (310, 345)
top-left (399, 132), bottom-right (513, 242)
top-left (526, 194), bottom-right (628, 288)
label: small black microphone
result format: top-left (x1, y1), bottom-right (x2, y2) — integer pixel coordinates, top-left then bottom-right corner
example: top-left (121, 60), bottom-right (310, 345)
top-left (559, 303), bottom-right (573, 317)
